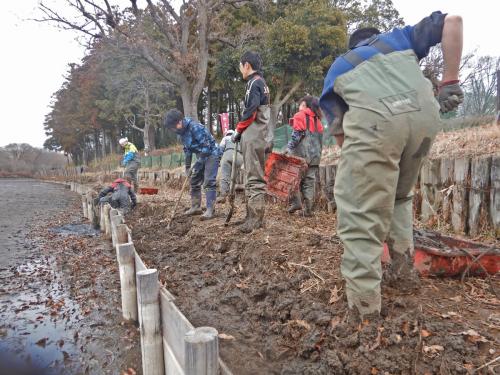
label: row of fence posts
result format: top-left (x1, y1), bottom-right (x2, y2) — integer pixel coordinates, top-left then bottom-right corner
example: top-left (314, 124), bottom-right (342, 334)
top-left (74, 182), bottom-right (223, 375)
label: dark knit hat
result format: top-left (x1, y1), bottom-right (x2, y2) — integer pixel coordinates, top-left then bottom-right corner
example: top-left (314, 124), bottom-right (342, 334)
top-left (164, 109), bottom-right (184, 129)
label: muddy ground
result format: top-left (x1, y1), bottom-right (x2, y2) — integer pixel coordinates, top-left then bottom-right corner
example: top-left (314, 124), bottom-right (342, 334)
top-left (128, 186), bottom-right (499, 375)
top-left (0, 179), bottom-right (140, 375)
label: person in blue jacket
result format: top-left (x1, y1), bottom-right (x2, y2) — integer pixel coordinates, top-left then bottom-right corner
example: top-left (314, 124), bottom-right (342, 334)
top-left (163, 109), bottom-right (222, 220)
top-left (319, 11), bottom-right (464, 319)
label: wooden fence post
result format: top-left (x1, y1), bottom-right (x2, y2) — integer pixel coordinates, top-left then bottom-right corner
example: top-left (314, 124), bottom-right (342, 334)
top-left (439, 158), bottom-right (455, 222)
top-left (451, 158), bottom-right (470, 234)
top-left (116, 242), bottom-right (138, 321)
top-left (137, 269), bottom-right (164, 375)
top-left (490, 156), bottom-right (500, 238)
top-left (110, 210), bottom-right (123, 247)
top-left (82, 194), bottom-right (88, 218)
top-left (115, 224), bottom-right (129, 246)
top-left (103, 204), bottom-right (111, 238)
top-left (184, 327), bottom-right (219, 375)
top-left (468, 157), bottom-right (492, 237)
top-left (420, 159), bottom-right (441, 222)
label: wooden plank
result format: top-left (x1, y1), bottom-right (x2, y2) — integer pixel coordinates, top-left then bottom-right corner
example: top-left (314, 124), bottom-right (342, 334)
top-left (163, 338), bottom-right (184, 375)
top-left (160, 289), bottom-right (195, 370)
top-left (490, 156), bottom-right (500, 238)
top-left (451, 157), bottom-right (470, 234)
top-left (468, 157), bottom-right (492, 236)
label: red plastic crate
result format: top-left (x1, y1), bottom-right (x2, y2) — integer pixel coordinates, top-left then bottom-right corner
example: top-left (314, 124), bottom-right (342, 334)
top-left (139, 187), bottom-right (159, 195)
top-left (265, 152), bottom-right (308, 201)
top-left (382, 229), bottom-right (499, 277)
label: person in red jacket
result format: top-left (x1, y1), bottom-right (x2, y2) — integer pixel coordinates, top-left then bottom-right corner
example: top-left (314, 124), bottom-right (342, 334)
top-left (286, 95), bottom-right (324, 217)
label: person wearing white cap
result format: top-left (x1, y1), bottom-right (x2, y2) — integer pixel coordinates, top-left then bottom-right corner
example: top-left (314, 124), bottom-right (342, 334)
top-left (119, 137), bottom-right (141, 191)
top-left (217, 129), bottom-right (243, 203)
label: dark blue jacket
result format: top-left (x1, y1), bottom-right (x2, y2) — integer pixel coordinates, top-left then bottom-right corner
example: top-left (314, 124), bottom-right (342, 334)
top-left (177, 118), bottom-right (221, 169)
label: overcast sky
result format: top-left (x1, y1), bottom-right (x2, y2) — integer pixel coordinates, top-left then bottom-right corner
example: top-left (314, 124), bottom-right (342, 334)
top-left (1, 0), bottom-right (498, 148)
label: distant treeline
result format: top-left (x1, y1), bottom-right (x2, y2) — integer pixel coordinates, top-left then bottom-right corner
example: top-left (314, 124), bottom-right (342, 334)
top-left (0, 144), bottom-right (67, 177)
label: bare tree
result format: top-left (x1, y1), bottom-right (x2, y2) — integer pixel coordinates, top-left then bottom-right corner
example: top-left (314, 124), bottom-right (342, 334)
top-left (37, 0), bottom-right (248, 121)
top-left (460, 56), bottom-right (500, 116)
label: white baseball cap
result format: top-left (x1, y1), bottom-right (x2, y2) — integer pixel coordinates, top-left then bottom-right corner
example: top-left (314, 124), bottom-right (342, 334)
top-left (118, 137), bottom-right (128, 146)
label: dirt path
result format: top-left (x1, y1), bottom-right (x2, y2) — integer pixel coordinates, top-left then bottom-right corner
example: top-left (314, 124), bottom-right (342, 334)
top-left (129, 186), bottom-right (499, 375)
top-left (0, 179), bottom-right (140, 375)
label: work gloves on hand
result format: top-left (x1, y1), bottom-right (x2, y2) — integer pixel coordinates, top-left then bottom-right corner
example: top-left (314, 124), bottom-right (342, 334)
top-left (438, 80), bottom-right (464, 113)
top-left (231, 131), bottom-right (241, 143)
top-left (283, 148), bottom-right (291, 156)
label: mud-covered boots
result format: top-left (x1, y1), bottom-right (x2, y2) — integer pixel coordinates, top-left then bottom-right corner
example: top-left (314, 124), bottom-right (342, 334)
top-left (216, 193), bottom-right (227, 204)
top-left (287, 194), bottom-right (302, 214)
top-left (238, 198), bottom-right (265, 233)
top-left (200, 191), bottom-right (216, 221)
top-left (303, 199), bottom-right (313, 217)
top-left (383, 249), bottom-right (421, 292)
top-left (184, 191), bottom-right (203, 216)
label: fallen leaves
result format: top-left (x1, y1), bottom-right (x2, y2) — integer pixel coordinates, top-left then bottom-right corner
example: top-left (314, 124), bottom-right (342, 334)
top-left (35, 337), bottom-right (48, 347)
top-left (423, 344), bottom-right (444, 357)
top-left (454, 329), bottom-right (488, 343)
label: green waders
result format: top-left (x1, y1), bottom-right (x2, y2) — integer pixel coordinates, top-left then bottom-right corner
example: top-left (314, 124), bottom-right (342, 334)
top-left (333, 50), bottom-right (442, 317)
top-left (290, 115), bottom-right (323, 216)
top-left (239, 105), bottom-right (270, 233)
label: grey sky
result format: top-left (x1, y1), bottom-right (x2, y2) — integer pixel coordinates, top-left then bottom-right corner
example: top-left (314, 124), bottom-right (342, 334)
top-left (1, 0), bottom-right (498, 148)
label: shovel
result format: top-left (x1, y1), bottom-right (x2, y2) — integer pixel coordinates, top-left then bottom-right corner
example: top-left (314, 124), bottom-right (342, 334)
top-left (167, 166), bottom-right (192, 230)
top-left (225, 142), bottom-right (240, 225)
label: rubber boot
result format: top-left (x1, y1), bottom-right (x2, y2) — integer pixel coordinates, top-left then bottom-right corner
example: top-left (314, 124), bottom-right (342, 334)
top-left (233, 203), bottom-right (249, 225)
top-left (200, 190), bottom-right (216, 221)
top-left (216, 192), bottom-right (227, 204)
top-left (383, 249), bottom-right (421, 292)
top-left (239, 197), bottom-right (265, 233)
top-left (287, 193), bottom-right (302, 214)
top-left (184, 191), bottom-right (203, 216)
top-left (303, 199), bottom-right (313, 217)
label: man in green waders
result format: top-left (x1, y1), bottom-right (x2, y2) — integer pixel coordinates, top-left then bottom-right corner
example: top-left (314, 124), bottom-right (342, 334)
top-left (319, 11), bottom-right (463, 319)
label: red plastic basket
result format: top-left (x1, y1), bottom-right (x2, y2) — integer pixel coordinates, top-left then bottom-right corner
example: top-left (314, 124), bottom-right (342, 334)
top-left (265, 152), bottom-right (308, 201)
top-left (139, 187), bottom-right (159, 195)
top-left (382, 229), bottom-right (499, 277)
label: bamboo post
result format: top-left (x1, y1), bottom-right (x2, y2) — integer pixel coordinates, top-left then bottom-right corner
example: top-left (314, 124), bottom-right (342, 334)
top-left (491, 156), bottom-right (500, 238)
top-left (82, 194), bottom-right (88, 218)
top-left (184, 327), bottom-right (219, 375)
top-left (468, 157), bottom-right (492, 236)
top-left (451, 158), bottom-right (470, 234)
top-left (116, 242), bottom-right (138, 321)
top-left (137, 269), bottom-right (164, 375)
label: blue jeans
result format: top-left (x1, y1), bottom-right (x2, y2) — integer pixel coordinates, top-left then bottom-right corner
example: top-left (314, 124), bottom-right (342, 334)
top-left (191, 154), bottom-right (220, 194)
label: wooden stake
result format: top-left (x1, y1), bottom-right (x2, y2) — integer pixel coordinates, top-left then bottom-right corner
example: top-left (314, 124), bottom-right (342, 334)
top-left (116, 242), bottom-right (138, 321)
top-left (137, 269), bottom-right (164, 375)
top-left (82, 194), bottom-right (88, 218)
top-left (103, 204), bottom-right (111, 238)
top-left (116, 224), bottom-right (129, 245)
top-left (184, 327), bottom-right (219, 375)
top-left (468, 157), bottom-right (492, 236)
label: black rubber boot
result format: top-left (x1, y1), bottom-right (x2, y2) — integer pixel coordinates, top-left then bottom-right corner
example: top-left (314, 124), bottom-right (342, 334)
top-left (287, 194), bottom-right (302, 214)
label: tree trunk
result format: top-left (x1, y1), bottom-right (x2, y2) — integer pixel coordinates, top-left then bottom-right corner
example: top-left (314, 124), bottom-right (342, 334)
top-left (207, 86), bottom-right (212, 134)
top-left (181, 85), bottom-right (198, 121)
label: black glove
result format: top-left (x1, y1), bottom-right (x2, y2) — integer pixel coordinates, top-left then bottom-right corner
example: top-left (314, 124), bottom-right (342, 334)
top-left (231, 131), bottom-right (241, 143)
top-left (438, 81), bottom-right (464, 113)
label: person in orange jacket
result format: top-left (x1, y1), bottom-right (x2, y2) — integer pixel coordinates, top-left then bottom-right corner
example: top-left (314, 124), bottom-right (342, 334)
top-left (285, 95), bottom-right (324, 217)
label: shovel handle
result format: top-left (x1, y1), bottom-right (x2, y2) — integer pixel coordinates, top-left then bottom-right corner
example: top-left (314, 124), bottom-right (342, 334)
top-left (225, 142), bottom-right (239, 223)
top-left (167, 167), bottom-right (192, 228)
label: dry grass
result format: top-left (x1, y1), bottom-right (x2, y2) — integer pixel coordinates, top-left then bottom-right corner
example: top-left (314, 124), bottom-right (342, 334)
top-left (321, 122), bottom-right (500, 165)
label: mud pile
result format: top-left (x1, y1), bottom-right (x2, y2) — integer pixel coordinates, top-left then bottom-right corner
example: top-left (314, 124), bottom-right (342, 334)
top-left (129, 190), bottom-right (499, 374)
